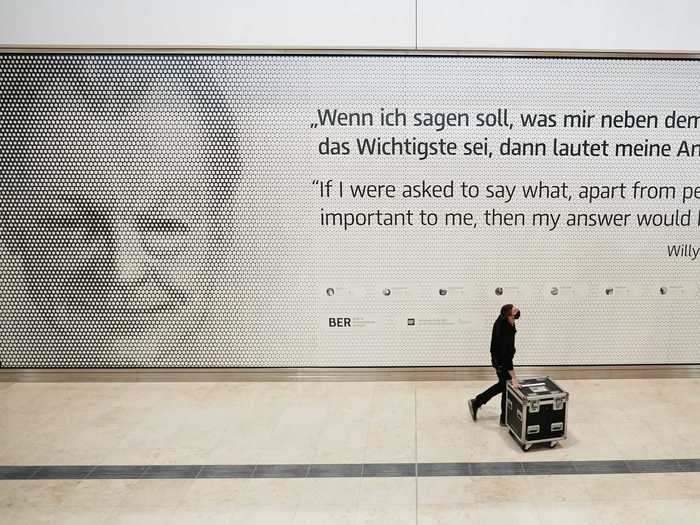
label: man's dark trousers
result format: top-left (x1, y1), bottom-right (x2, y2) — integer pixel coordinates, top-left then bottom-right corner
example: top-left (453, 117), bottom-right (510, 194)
top-left (473, 367), bottom-right (511, 421)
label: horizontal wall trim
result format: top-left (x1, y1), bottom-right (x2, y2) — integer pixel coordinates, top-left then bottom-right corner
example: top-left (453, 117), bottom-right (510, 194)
top-left (1, 365), bottom-right (699, 382)
top-left (1, 47), bottom-right (700, 59)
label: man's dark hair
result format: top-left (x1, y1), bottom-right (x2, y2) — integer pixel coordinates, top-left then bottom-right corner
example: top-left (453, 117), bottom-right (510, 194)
top-left (500, 304), bottom-right (514, 316)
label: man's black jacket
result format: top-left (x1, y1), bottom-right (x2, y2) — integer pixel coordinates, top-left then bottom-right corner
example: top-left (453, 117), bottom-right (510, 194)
top-left (490, 314), bottom-right (516, 370)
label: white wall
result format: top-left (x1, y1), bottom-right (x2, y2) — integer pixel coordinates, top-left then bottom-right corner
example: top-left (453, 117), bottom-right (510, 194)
top-left (419, 0), bottom-right (700, 52)
top-left (0, 0), bottom-right (415, 49)
top-left (1, 0), bottom-right (700, 51)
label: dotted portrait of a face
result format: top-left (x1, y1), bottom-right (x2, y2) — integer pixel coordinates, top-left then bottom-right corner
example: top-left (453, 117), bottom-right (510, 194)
top-left (0, 55), bottom-right (243, 367)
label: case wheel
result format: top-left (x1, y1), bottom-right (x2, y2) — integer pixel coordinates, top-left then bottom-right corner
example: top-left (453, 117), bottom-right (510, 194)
top-left (549, 441), bottom-right (558, 448)
top-left (521, 443), bottom-right (531, 451)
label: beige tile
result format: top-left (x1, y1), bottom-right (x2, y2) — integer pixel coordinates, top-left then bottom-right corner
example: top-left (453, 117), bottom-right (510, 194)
top-left (293, 503), bottom-right (357, 525)
top-left (0, 383), bottom-right (51, 411)
top-left (235, 478), bottom-right (307, 506)
top-left (634, 499), bottom-right (700, 524)
top-left (356, 504), bottom-right (415, 525)
top-left (102, 506), bottom-right (175, 525)
top-left (364, 383), bottom-right (415, 463)
top-left (0, 506), bottom-right (55, 524)
top-left (470, 476), bottom-right (538, 504)
top-left (51, 507), bottom-right (112, 525)
top-left (166, 507), bottom-right (234, 525)
top-left (364, 426), bottom-right (415, 463)
top-left (603, 423), bottom-right (674, 460)
top-left (115, 383), bottom-right (215, 410)
top-left (205, 431), bottom-right (261, 465)
top-left (178, 478), bottom-right (252, 512)
top-left (524, 474), bottom-right (592, 503)
top-left (0, 480), bottom-right (81, 509)
top-left (359, 478), bottom-right (416, 506)
top-left (534, 501), bottom-right (598, 525)
top-left (419, 474), bottom-right (592, 505)
top-left (228, 504), bottom-right (298, 525)
top-left (663, 434), bottom-right (700, 459)
top-left (313, 385), bottom-right (373, 463)
top-left (470, 501), bottom-right (541, 525)
top-left (251, 388), bottom-right (331, 464)
top-left (0, 423), bottom-right (91, 465)
top-left (417, 477), bottom-right (479, 505)
top-left (579, 473), bottom-right (700, 502)
top-left (97, 423), bottom-right (184, 465)
top-left (581, 474), bottom-right (645, 502)
top-left (416, 386), bottom-right (489, 462)
top-left (592, 500), bottom-right (669, 525)
top-left (417, 503), bottom-right (477, 525)
top-left (296, 478), bottom-right (363, 506)
top-left (117, 479), bottom-right (195, 509)
top-left (59, 479), bottom-right (138, 510)
top-left (313, 424), bottom-right (369, 464)
top-left (143, 426), bottom-right (222, 466)
top-left (253, 440), bottom-right (318, 464)
top-left (634, 472), bottom-right (700, 500)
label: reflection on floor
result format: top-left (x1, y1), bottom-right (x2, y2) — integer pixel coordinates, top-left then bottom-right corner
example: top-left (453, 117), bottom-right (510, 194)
top-left (1, 378), bottom-right (700, 523)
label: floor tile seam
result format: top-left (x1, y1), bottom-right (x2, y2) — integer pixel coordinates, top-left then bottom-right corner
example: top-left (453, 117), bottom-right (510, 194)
top-left (84, 465), bottom-right (97, 480)
top-left (414, 382), bottom-right (418, 525)
top-left (358, 385), bottom-right (376, 467)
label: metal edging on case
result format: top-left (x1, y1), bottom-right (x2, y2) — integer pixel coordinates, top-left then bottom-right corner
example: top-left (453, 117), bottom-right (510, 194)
top-left (506, 382), bottom-right (527, 441)
top-left (520, 387), bottom-right (526, 444)
top-left (527, 392), bottom-right (569, 401)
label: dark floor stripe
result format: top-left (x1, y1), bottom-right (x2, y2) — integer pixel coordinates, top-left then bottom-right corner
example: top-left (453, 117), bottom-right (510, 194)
top-left (308, 464), bottom-right (364, 478)
top-left (0, 466), bottom-right (40, 480)
top-left (252, 464), bottom-right (309, 478)
top-left (363, 463), bottom-right (416, 477)
top-left (571, 460), bottom-right (630, 474)
top-left (1, 459), bottom-right (698, 480)
top-left (418, 463), bottom-right (471, 477)
top-left (523, 461), bottom-right (576, 475)
top-left (88, 465), bottom-right (147, 479)
top-left (142, 465), bottom-right (202, 479)
top-left (471, 462), bottom-right (524, 476)
top-left (32, 466), bottom-right (95, 480)
top-left (625, 459), bottom-right (682, 473)
top-left (198, 465), bottom-right (256, 479)
top-left (678, 459), bottom-right (700, 472)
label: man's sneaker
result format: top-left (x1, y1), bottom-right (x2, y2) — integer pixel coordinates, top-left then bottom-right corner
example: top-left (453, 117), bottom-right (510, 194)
top-left (468, 399), bottom-right (478, 421)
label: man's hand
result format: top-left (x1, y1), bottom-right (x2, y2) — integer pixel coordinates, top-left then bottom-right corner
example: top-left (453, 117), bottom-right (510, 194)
top-left (508, 369), bottom-right (520, 389)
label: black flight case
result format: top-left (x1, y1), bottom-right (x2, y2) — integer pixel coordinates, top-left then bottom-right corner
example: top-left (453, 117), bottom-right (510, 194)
top-left (505, 376), bottom-right (568, 451)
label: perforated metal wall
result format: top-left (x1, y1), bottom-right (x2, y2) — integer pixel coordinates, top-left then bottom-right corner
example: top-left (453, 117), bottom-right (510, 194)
top-left (1, 54), bottom-right (698, 367)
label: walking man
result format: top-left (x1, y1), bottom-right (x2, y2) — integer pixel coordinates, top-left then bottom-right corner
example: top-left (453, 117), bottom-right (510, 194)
top-left (468, 304), bottom-right (521, 426)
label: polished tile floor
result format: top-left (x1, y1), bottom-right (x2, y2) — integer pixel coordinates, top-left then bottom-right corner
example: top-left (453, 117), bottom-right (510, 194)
top-left (1, 378), bottom-right (700, 523)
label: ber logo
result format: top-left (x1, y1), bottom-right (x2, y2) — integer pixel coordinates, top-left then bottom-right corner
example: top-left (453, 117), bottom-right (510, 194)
top-left (329, 317), bottom-right (351, 327)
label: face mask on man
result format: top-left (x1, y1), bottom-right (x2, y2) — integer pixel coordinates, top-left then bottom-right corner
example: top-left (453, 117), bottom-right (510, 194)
top-left (513, 310), bottom-right (521, 320)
